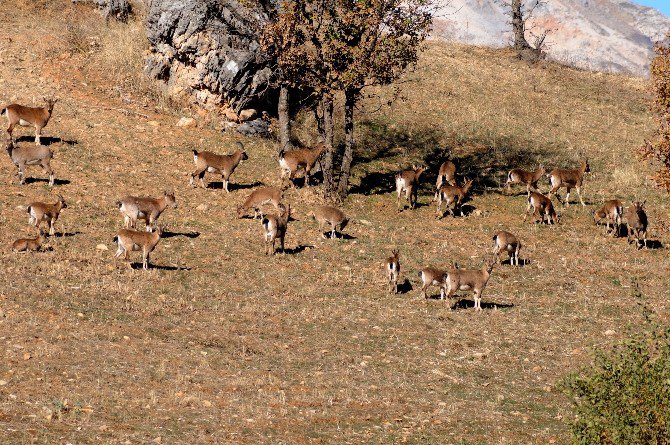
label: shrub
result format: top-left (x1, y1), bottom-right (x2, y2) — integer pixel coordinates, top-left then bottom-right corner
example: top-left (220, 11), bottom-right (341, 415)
top-left (561, 282), bottom-right (670, 444)
top-left (640, 31), bottom-right (670, 193)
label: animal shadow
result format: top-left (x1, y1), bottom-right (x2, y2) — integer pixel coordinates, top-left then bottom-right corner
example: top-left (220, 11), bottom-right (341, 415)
top-left (450, 299), bottom-right (515, 311)
top-left (206, 181), bottom-right (262, 191)
top-left (16, 135), bottom-right (78, 146)
top-left (283, 244), bottom-right (312, 255)
top-left (500, 258), bottom-right (531, 266)
top-left (24, 178), bottom-right (71, 186)
top-left (130, 263), bottom-right (190, 271)
top-left (321, 232), bottom-right (356, 240)
top-left (162, 230), bottom-right (200, 239)
top-left (397, 279), bottom-right (413, 294)
top-left (52, 231), bottom-right (81, 238)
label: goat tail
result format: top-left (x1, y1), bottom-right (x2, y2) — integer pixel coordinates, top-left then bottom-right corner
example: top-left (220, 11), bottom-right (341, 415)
top-left (115, 200), bottom-right (122, 209)
top-left (0, 108), bottom-right (6, 116)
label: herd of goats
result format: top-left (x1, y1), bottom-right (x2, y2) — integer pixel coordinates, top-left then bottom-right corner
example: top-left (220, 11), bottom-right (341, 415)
top-left (2, 97), bottom-right (651, 310)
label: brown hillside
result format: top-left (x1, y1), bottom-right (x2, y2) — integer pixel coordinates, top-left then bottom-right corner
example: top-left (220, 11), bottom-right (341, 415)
top-left (0, 2), bottom-right (668, 444)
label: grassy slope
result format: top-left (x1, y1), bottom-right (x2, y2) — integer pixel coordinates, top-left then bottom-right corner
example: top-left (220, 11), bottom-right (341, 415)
top-left (0, 2), bottom-right (668, 444)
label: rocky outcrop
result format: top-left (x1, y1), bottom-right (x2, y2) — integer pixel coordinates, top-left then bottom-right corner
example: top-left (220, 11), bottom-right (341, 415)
top-left (144, 0), bottom-right (275, 112)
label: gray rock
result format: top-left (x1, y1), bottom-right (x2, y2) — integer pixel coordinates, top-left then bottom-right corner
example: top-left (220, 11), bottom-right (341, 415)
top-left (235, 118), bottom-right (271, 138)
top-left (145, 0), bottom-right (275, 111)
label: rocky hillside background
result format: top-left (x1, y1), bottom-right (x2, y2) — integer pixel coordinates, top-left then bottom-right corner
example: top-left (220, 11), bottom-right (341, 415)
top-left (433, 0), bottom-right (670, 76)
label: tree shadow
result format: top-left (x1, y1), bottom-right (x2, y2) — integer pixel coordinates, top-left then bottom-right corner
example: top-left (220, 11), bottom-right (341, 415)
top-left (161, 230), bottom-right (200, 239)
top-left (349, 119), bottom-right (557, 197)
top-left (16, 135), bottom-right (78, 146)
top-left (24, 178), bottom-right (70, 186)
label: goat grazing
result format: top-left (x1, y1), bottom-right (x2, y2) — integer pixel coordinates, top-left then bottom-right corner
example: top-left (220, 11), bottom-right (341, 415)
top-left (547, 159), bottom-right (590, 207)
top-left (2, 96), bottom-right (58, 145)
top-left (524, 191), bottom-right (558, 224)
top-left (624, 201), bottom-right (648, 249)
top-left (114, 226), bottom-right (164, 270)
top-left (237, 186), bottom-right (283, 219)
top-left (444, 259), bottom-right (495, 311)
top-left (5, 140), bottom-right (55, 186)
top-left (492, 231), bottom-right (521, 266)
top-left (505, 165), bottom-right (545, 194)
top-left (262, 204), bottom-right (290, 255)
top-left (385, 249), bottom-right (400, 294)
top-left (279, 142), bottom-right (325, 188)
top-left (435, 178), bottom-right (474, 218)
top-left (396, 165), bottom-right (427, 211)
top-left (436, 160), bottom-right (457, 189)
top-left (418, 267), bottom-right (447, 299)
top-left (117, 191), bottom-right (177, 232)
top-left (594, 199), bottom-right (623, 236)
top-left (190, 142), bottom-right (248, 191)
top-left (27, 195), bottom-right (67, 235)
top-left (310, 205), bottom-right (348, 239)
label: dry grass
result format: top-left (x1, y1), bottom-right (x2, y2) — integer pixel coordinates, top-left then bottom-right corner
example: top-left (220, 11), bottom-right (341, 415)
top-left (0, 3), bottom-right (668, 444)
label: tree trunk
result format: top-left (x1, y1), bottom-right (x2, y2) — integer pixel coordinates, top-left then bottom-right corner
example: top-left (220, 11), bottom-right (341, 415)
top-left (337, 88), bottom-right (357, 200)
top-left (278, 84), bottom-right (291, 154)
top-left (322, 95), bottom-right (336, 198)
top-left (511, 0), bottom-right (530, 50)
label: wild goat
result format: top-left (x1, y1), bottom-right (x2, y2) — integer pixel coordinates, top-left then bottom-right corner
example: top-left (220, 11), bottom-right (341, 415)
top-left (524, 191), bottom-right (558, 224)
top-left (444, 259), bottom-right (496, 311)
top-left (492, 231), bottom-right (521, 266)
top-left (5, 140), bottom-right (55, 186)
top-left (190, 142), bottom-right (248, 191)
top-left (385, 249), bottom-right (400, 294)
top-left (396, 165), bottom-right (427, 211)
top-left (547, 159), bottom-right (590, 207)
top-left (114, 226), bottom-right (164, 270)
top-left (116, 191), bottom-right (177, 232)
top-left (262, 204), bottom-right (290, 255)
top-left (12, 232), bottom-right (45, 252)
top-left (279, 142), bottom-right (325, 188)
top-left (435, 178), bottom-right (474, 218)
top-left (27, 195), bottom-right (67, 235)
top-left (594, 199), bottom-right (623, 236)
top-left (2, 96), bottom-right (58, 145)
top-left (624, 201), bottom-right (648, 249)
top-left (310, 205), bottom-right (348, 239)
top-left (436, 160), bottom-right (457, 189)
top-left (418, 267), bottom-right (447, 299)
top-left (505, 165), bottom-right (545, 194)
top-left (237, 186), bottom-right (282, 219)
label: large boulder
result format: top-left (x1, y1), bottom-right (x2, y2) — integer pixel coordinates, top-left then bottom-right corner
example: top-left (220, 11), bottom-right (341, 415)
top-left (145, 0), bottom-right (275, 112)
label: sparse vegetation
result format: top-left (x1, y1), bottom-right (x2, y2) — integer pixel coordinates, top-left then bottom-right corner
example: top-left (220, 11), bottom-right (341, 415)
top-left (561, 281), bottom-right (670, 445)
top-left (0, 2), bottom-right (668, 444)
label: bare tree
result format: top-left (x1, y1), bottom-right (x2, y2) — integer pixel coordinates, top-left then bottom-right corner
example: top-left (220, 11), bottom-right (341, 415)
top-left (499, 0), bottom-right (549, 61)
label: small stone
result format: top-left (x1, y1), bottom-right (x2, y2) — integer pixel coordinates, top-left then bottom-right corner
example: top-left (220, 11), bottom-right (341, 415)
top-left (147, 120), bottom-right (160, 127)
top-left (176, 117), bottom-right (196, 128)
top-left (23, 352), bottom-right (31, 361)
top-left (473, 209), bottom-right (483, 216)
top-left (196, 204), bottom-right (208, 211)
top-left (359, 219), bottom-right (372, 226)
top-left (604, 329), bottom-right (616, 336)
top-left (238, 109), bottom-right (257, 122)
top-left (0, 380), bottom-right (7, 386)
top-left (202, 400), bottom-right (213, 407)
top-left (96, 244), bottom-right (108, 251)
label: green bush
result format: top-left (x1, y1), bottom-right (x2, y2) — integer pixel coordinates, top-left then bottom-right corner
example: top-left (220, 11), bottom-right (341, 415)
top-left (561, 283), bottom-right (670, 444)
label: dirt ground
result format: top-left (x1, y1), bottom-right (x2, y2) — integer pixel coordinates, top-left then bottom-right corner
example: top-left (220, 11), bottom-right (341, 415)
top-left (0, 2), bottom-right (668, 444)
